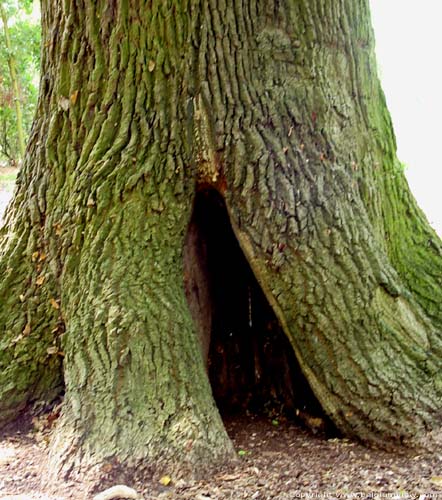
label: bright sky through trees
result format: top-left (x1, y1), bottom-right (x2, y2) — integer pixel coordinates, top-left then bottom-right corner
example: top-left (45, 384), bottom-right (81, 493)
top-left (369, 0), bottom-right (442, 236)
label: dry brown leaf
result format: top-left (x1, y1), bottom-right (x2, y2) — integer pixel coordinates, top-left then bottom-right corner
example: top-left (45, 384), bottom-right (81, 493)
top-left (36, 275), bottom-right (45, 286)
top-left (101, 463), bottom-right (113, 473)
top-left (31, 251), bottom-right (39, 262)
top-left (148, 60), bottom-right (156, 72)
top-left (70, 90), bottom-right (79, 105)
top-left (50, 298), bottom-right (60, 310)
top-left (217, 473), bottom-right (242, 481)
top-left (38, 252), bottom-right (47, 262)
top-left (23, 323), bottom-right (31, 336)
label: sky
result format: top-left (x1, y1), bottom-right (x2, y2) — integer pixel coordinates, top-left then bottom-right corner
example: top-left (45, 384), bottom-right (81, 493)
top-left (369, 0), bottom-right (442, 236)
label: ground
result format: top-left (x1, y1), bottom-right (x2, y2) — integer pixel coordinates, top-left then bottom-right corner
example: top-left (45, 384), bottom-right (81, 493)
top-left (1, 408), bottom-right (442, 500)
top-left (1, 172), bottom-right (442, 500)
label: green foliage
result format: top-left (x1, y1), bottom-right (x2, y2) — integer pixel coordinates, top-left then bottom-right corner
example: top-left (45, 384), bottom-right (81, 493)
top-left (0, 0), bottom-right (40, 165)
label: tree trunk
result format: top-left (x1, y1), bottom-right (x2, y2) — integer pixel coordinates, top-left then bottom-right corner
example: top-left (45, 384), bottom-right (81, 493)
top-left (0, 0), bottom-right (441, 479)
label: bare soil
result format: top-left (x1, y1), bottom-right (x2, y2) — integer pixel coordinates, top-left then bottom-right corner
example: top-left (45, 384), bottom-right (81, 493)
top-left (1, 408), bottom-right (442, 500)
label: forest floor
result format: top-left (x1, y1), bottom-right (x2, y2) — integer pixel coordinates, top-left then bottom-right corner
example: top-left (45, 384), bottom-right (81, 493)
top-left (1, 408), bottom-right (442, 500)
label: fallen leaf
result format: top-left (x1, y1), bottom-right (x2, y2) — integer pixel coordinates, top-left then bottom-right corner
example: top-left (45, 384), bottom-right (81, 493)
top-left (159, 475), bottom-right (172, 486)
top-left (430, 476), bottom-right (442, 487)
top-left (36, 275), bottom-right (45, 286)
top-left (50, 298), bottom-right (60, 310)
top-left (19, 294), bottom-right (25, 302)
top-left (23, 323), bottom-right (31, 336)
top-left (217, 473), bottom-right (242, 481)
top-left (70, 90), bottom-right (79, 105)
top-left (39, 252), bottom-right (47, 262)
top-left (101, 463), bottom-right (113, 473)
top-left (148, 60), bottom-right (156, 72)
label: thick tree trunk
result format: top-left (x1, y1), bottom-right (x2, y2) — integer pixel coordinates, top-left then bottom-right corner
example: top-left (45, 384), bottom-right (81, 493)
top-left (0, 0), bottom-right (441, 478)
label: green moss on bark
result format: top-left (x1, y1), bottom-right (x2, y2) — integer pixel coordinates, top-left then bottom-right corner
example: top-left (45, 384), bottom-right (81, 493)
top-left (0, 0), bottom-right (441, 479)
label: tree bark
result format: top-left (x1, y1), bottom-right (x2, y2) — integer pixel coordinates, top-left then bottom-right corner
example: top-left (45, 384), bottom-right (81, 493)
top-left (0, 0), bottom-right (441, 479)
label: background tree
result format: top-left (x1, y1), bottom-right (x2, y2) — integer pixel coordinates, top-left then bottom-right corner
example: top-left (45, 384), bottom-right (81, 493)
top-left (0, 0), bottom-right (40, 165)
top-left (0, 0), bottom-right (441, 481)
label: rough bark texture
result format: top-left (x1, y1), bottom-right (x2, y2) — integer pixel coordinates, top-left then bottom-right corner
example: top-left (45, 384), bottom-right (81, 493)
top-left (212, 0), bottom-right (442, 449)
top-left (0, 0), bottom-right (441, 478)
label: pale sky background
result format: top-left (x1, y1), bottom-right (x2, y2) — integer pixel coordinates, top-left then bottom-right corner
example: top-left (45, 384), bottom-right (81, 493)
top-left (369, 0), bottom-right (442, 236)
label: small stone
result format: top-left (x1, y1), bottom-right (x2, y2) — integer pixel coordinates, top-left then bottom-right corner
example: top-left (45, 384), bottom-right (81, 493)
top-left (92, 484), bottom-right (142, 500)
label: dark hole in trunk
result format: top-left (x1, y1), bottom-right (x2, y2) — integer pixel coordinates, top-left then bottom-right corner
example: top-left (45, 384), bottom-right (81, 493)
top-left (184, 188), bottom-right (336, 436)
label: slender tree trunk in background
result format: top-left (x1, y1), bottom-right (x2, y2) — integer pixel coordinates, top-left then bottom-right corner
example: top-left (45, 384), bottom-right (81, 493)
top-left (0, 0), bottom-right (441, 479)
top-left (0, 3), bottom-right (26, 159)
